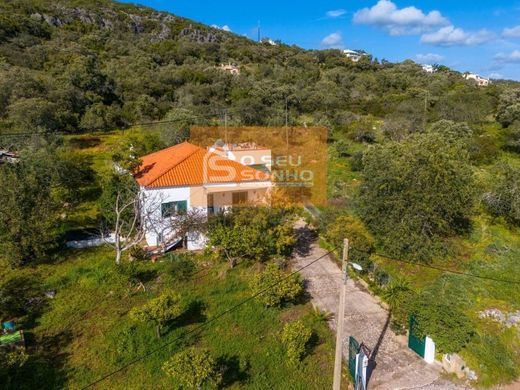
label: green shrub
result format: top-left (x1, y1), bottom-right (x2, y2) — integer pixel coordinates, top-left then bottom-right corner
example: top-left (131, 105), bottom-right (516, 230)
top-left (166, 253), bottom-right (196, 281)
top-left (129, 289), bottom-right (186, 338)
top-left (162, 348), bottom-right (222, 390)
top-left (281, 320), bottom-right (312, 365)
top-left (409, 297), bottom-right (474, 353)
top-left (250, 263), bottom-right (302, 307)
top-left (321, 214), bottom-right (374, 265)
top-left (484, 164), bottom-right (520, 226)
top-left (207, 207), bottom-right (296, 266)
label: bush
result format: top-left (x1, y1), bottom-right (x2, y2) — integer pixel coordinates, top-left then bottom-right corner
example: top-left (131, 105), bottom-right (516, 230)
top-left (129, 290), bottom-right (186, 338)
top-left (350, 151), bottom-right (364, 172)
top-left (484, 164), bottom-right (520, 225)
top-left (128, 246), bottom-right (150, 262)
top-left (166, 253), bottom-right (196, 281)
top-left (207, 207), bottom-right (296, 267)
top-left (409, 297), bottom-right (474, 353)
top-left (281, 320), bottom-right (312, 365)
top-left (321, 214), bottom-right (374, 266)
top-left (250, 263), bottom-right (303, 307)
top-left (162, 347), bottom-right (222, 390)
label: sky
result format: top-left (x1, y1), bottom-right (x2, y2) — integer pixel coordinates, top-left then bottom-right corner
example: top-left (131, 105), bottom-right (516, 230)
top-left (119, 0), bottom-right (520, 80)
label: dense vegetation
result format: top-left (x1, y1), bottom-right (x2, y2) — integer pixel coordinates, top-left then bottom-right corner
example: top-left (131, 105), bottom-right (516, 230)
top-left (1, 0), bottom-right (520, 388)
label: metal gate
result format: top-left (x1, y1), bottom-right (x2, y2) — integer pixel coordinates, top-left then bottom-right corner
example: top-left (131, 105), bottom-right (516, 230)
top-left (348, 336), bottom-right (360, 379)
top-left (408, 315), bottom-right (426, 358)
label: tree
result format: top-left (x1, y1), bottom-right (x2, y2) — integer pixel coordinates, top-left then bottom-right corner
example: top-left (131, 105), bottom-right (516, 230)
top-left (280, 320), bottom-right (312, 365)
top-left (207, 207), bottom-right (296, 267)
top-left (98, 174), bottom-right (145, 265)
top-left (359, 132), bottom-right (476, 261)
top-left (381, 276), bottom-right (415, 331)
top-left (0, 149), bottom-right (61, 267)
top-left (484, 164), bottom-right (520, 225)
top-left (160, 108), bottom-right (197, 146)
top-left (162, 348), bottom-right (222, 390)
top-left (321, 214), bottom-right (374, 268)
top-left (249, 263), bottom-right (302, 307)
top-left (129, 289), bottom-right (186, 339)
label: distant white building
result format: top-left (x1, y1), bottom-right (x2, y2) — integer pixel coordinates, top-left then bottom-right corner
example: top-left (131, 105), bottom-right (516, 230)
top-left (463, 73), bottom-right (490, 87)
top-left (421, 64), bottom-right (435, 73)
top-left (343, 49), bottom-right (365, 62)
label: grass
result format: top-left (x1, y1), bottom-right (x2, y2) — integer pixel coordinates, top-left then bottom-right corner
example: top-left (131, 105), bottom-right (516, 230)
top-left (8, 247), bottom-right (342, 389)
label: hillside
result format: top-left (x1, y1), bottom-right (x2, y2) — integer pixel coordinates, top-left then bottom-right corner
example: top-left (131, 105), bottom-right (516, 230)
top-left (1, 0), bottom-right (519, 137)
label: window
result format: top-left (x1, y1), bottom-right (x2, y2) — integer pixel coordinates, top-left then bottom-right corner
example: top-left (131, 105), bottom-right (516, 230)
top-left (232, 191), bottom-right (248, 205)
top-left (161, 200), bottom-right (187, 218)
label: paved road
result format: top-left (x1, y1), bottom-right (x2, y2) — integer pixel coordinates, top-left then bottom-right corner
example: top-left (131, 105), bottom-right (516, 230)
top-left (292, 222), bottom-right (468, 390)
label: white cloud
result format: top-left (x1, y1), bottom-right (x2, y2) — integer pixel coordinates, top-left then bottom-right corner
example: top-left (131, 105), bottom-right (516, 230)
top-left (503, 25), bottom-right (520, 38)
top-left (326, 9), bottom-right (347, 18)
top-left (420, 26), bottom-right (495, 46)
top-left (494, 50), bottom-right (520, 64)
top-left (488, 72), bottom-right (504, 79)
top-left (321, 32), bottom-right (343, 47)
top-left (415, 53), bottom-right (444, 63)
top-left (353, 0), bottom-right (449, 35)
top-left (211, 24), bottom-right (232, 32)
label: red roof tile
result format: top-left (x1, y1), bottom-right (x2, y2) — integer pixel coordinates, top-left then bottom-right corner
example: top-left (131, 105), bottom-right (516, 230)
top-left (134, 142), bottom-right (270, 188)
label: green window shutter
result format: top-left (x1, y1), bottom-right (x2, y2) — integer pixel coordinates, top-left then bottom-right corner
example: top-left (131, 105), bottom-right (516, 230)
top-left (176, 200), bottom-right (188, 213)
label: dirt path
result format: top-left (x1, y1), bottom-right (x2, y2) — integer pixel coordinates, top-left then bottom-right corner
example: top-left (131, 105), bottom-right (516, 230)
top-left (292, 221), bottom-right (468, 390)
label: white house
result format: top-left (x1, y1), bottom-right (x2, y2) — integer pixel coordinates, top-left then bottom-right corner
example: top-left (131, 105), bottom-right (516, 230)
top-left (134, 142), bottom-right (272, 251)
top-left (463, 73), bottom-right (490, 87)
top-left (343, 49), bottom-right (365, 62)
top-left (421, 64), bottom-right (435, 73)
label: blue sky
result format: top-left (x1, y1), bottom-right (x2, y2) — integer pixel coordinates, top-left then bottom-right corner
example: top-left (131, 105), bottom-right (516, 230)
top-left (120, 0), bottom-right (520, 80)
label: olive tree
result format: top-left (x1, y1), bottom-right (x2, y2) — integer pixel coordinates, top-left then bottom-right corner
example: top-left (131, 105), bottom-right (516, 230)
top-left (129, 290), bottom-right (186, 339)
top-left (249, 263), bottom-right (302, 307)
top-left (359, 132), bottom-right (476, 261)
top-left (162, 348), bottom-right (222, 390)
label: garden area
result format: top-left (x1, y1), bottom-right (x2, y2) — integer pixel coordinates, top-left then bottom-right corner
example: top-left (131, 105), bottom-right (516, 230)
top-left (0, 245), bottom-right (342, 389)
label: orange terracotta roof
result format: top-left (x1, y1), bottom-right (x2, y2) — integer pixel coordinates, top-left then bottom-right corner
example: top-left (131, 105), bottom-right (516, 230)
top-left (134, 142), bottom-right (270, 188)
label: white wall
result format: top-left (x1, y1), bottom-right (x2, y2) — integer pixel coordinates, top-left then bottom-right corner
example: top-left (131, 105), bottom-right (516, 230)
top-left (141, 186), bottom-right (192, 247)
top-left (141, 182), bottom-right (272, 250)
top-left (424, 336), bottom-right (436, 364)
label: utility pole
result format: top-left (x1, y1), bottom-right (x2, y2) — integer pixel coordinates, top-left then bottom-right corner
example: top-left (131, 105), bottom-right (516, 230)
top-left (333, 238), bottom-right (349, 390)
top-left (224, 110), bottom-right (228, 145)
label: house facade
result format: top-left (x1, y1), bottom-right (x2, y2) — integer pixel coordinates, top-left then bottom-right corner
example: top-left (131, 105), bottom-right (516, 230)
top-left (463, 73), bottom-right (490, 86)
top-left (134, 142), bottom-right (272, 251)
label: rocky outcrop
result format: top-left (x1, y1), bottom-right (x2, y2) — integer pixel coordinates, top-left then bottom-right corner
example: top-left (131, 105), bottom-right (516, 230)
top-left (479, 309), bottom-right (520, 328)
top-left (30, 5), bottom-right (181, 41)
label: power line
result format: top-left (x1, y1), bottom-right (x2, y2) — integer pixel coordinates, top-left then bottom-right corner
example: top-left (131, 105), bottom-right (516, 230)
top-left (352, 248), bottom-right (520, 285)
top-left (81, 248), bottom-right (336, 389)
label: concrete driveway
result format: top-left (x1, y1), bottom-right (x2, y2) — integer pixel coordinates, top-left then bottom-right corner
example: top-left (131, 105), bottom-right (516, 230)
top-left (292, 221), bottom-right (468, 390)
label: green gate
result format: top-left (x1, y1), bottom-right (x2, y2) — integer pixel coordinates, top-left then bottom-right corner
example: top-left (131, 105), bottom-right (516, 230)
top-left (348, 336), bottom-right (360, 379)
top-left (408, 315), bottom-right (426, 358)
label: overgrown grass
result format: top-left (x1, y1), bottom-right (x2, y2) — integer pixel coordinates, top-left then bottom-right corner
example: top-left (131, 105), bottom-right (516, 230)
top-left (10, 247), bottom-right (341, 389)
